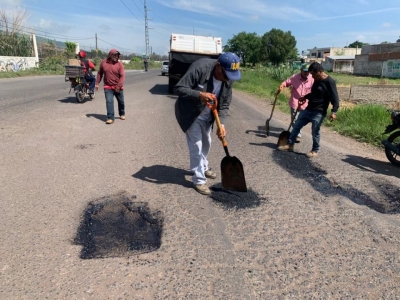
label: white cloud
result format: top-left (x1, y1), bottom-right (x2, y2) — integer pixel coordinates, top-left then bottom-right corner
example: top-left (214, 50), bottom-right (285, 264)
top-left (158, 0), bottom-right (316, 21)
top-left (382, 22), bottom-right (391, 28)
top-left (0, 0), bottom-right (21, 6)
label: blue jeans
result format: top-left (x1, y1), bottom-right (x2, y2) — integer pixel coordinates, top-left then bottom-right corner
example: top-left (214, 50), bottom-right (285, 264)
top-left (104, 89), bottom-right (125, 120)
top-left (288, 110), bottom-right (326, 152)
top-left (86, 75), bottom-right (95, 91)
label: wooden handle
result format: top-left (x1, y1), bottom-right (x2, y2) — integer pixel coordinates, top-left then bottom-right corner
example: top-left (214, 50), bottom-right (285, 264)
top-left (269, 93), bottom-right (279, 118)
top-left (206, 99), bottom-right (227, 147)
top-left (212, 109), bottom-right (227, 147)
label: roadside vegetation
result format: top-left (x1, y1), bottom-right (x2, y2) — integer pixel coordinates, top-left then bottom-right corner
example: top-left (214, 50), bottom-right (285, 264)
top-left (235, 66), bottom-right (400, 148)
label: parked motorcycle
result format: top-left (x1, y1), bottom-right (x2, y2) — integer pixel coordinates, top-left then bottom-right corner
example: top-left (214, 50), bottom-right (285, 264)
top-left (382, 110), bottom-right (400, 166)
top-left (65, 65), bottom-right (95, 103)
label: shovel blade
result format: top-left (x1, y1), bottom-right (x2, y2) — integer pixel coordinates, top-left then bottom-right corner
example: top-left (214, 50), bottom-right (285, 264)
top-left (221, 156), bottom-right (247, 192)
top-left (277, 131), bottom-right (290, 147)
top-left (265, 119), bottom-right (270, 136)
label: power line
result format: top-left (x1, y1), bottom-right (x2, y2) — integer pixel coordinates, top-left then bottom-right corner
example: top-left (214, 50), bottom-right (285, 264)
top-left (1, 20), bottom-right (93, 40)
top-left (130, 0), bottom-right (144, 14)
top-left (119, 0), bottom-right (144, 25)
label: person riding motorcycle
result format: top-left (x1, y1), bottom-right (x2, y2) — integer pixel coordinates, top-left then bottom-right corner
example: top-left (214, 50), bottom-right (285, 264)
top-left (78, 50), bottom-right (96, 94)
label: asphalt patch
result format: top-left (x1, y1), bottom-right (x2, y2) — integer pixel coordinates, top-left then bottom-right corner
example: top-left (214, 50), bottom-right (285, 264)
top-left (210, 185), bottom-right (266, 210)
top-left (74, 192), bottom-right (163, 259)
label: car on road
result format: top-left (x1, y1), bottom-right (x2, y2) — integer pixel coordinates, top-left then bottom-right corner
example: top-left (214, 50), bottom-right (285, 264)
top-left (161, 60), bottom-right (169, 76)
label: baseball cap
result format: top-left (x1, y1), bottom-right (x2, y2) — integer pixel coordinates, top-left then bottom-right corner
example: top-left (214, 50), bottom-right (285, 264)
top-left (218, 52), bottom-right (241, 81)
top-left (301, 63), bottom-right (310, 71)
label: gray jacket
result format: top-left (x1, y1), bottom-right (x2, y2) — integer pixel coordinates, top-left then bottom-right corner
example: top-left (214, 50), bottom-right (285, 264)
top-left (174, 58), bottom-right (233, 133)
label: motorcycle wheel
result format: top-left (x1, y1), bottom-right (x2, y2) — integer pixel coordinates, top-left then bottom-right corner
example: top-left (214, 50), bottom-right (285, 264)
top-left (76, 85), bottom-right (85, 103)
top-left (384, 130), bottom-right (400, 166)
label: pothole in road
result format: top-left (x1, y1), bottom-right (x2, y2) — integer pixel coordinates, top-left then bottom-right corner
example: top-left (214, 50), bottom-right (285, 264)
top-left (74, 192), bottom-right (163, 259)
top-left (209, 186), bottom-right (267, 210)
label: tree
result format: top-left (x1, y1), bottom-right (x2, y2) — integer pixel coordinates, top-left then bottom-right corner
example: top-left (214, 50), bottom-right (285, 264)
top-left (347, 40), bottom-right (368, 48)
top-left (260, 29), bottom-right (297, 65)
top-left (224, 32), bottom-right (262, 66)
top-left (0, 7), bottom-right (32, 56)
top-left (65, 41), bottom-right (77, 58)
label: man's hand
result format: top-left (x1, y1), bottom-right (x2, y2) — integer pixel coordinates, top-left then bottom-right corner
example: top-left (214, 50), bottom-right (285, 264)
top-left (115, 87), bottom-right (121, 93)
top-left (95, 84), bottom-right (99, 91)
top-left (217, 125), bottom-right (226, 140)
top-left (199, 92), bottom-right (217, 104)
top-left (277, 85), bottom-right (284, 95)
top-left (330, 112), bottom-right (337, 122)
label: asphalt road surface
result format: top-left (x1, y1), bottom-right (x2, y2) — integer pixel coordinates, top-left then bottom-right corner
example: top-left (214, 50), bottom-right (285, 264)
top-left (1, 70), bottom-right (400, 299)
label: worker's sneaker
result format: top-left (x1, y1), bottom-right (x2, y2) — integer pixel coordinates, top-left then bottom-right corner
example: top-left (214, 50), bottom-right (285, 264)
top-left (120, 115), bottom-right (126, 120)
top-left (205, 170), bottom-right (217, 179)
top-left (193, 184), bottom-right (211, 195)
top-left (295, 136), bottom-right (301, 143)
top-left (277, 144), bottom-right (294, 152)
top-left (306, 151), bottom-right (318, 158)
top-left (106, 119), bottom-right (114, 124)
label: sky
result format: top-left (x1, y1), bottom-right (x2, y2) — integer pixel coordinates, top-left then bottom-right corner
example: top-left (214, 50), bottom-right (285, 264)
top-left (2, 0), bottom-right (400, 56)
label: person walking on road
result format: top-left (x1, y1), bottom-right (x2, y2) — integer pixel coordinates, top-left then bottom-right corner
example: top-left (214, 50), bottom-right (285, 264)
top-left (174, 52), bottom-right (241, 195)
top-left (278, 62), bottom-right (339, 158)
top-left (95, 49), bottom-right (126, 124)
top-left (277, 63), bottom-right (314, 142)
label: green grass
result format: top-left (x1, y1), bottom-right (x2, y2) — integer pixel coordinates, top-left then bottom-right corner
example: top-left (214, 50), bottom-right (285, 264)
top-left (327, 72), bottom-right (400, 86)
top-left (324, 104), bottom-right (390, 147)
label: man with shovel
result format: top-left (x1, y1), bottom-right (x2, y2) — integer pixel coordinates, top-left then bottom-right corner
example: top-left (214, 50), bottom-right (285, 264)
top-left (277, 62), bottom-right (339, 158)
top-left (277, 63), bottom-right (314, 142)
top-left (174, 52), bottom-right (241, 195)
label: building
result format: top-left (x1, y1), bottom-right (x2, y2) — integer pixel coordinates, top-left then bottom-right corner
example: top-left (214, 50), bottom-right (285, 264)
top-left (305, 47), bottom-right (361, 63)
top-left (354, 43), bottom-right (400, 77)
top-left (322, 56), bottom-right (355, 73)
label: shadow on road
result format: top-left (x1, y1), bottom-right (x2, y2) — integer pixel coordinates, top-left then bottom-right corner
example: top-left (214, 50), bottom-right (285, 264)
top-left (59, 96), bottom-right (78, 104)
top-left (132, 165), bottom-right (193, 188)
top-left (246, 125), bottom-right (282, 139)
top-left (149, 84), bottom-right (169, 95)
top-left (342, 154), bottom-right (399, 178)
top-left (272, 150), bottom-right (400, 214)
top-left (86, 113), bottom-right (107, 122)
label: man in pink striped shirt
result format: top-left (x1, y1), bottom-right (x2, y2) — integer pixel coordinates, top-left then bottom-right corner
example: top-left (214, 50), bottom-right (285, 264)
top-left (278, 63), bottom-right (314, 142)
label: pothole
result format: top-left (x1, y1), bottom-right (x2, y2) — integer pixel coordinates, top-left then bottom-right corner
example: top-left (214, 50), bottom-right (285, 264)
top-left (210, 186), bottom-right (266, 210)
top-left (74, 192), bottom-right (163, 259)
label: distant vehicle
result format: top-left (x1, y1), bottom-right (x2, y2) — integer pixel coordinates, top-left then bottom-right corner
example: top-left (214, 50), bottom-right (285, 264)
top-left (168, 33), bottom-right (222, 93)
top-left (161, 60), bottom-right (169, 76)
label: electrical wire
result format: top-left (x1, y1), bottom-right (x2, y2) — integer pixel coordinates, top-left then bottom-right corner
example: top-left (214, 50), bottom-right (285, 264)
top-left (119, 0), bottom-right (144, 25)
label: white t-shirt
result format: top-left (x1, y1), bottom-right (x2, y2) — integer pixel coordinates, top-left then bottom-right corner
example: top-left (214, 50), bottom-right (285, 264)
top-left (197, 77), bottom-right (222, 121)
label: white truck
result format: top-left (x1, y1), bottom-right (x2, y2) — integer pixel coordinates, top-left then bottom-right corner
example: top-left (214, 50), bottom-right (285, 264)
top-left (168, 33), bottom-right (223, 93)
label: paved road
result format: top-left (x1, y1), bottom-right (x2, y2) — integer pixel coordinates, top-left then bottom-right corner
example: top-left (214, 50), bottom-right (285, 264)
top-left (1, 70), bottom-right (400, 299)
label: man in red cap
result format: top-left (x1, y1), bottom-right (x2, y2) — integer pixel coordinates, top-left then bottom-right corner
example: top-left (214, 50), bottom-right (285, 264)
top-left (95, 49), bottom-right (126, 124)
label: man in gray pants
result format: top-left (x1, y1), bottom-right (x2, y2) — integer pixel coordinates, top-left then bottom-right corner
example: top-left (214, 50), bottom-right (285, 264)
top-left (174, 52), bottom-right (241, 195)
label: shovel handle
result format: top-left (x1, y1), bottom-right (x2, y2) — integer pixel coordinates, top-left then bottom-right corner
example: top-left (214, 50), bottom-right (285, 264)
top-left (269, 92), bottom-right (279, 119)
top-left (206, 98), bottom-right (228, 147)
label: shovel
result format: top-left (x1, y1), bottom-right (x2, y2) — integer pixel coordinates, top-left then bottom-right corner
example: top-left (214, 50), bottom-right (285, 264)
top-left (207, 99), bottom-right (247, 192)
top-left (277, 105), bottom-right (300, 147)
top-left (265, 91), bottom-right (279, 136)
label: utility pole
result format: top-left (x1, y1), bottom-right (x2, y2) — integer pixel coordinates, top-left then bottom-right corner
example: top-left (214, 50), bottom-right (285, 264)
top-left (144, 0), bottom-right (150, 58)
top-left (95, 33), bottom-right (98, 58)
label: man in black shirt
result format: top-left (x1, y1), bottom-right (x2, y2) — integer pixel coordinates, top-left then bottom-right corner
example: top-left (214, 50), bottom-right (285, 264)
top-left (278, 62), bottom-right (339, 157)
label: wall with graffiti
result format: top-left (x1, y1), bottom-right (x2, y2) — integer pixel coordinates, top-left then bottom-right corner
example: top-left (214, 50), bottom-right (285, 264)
top-left (382, 60), bottom-right (400, 78)
top-left (0, 56), bottom-right (38, 72)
